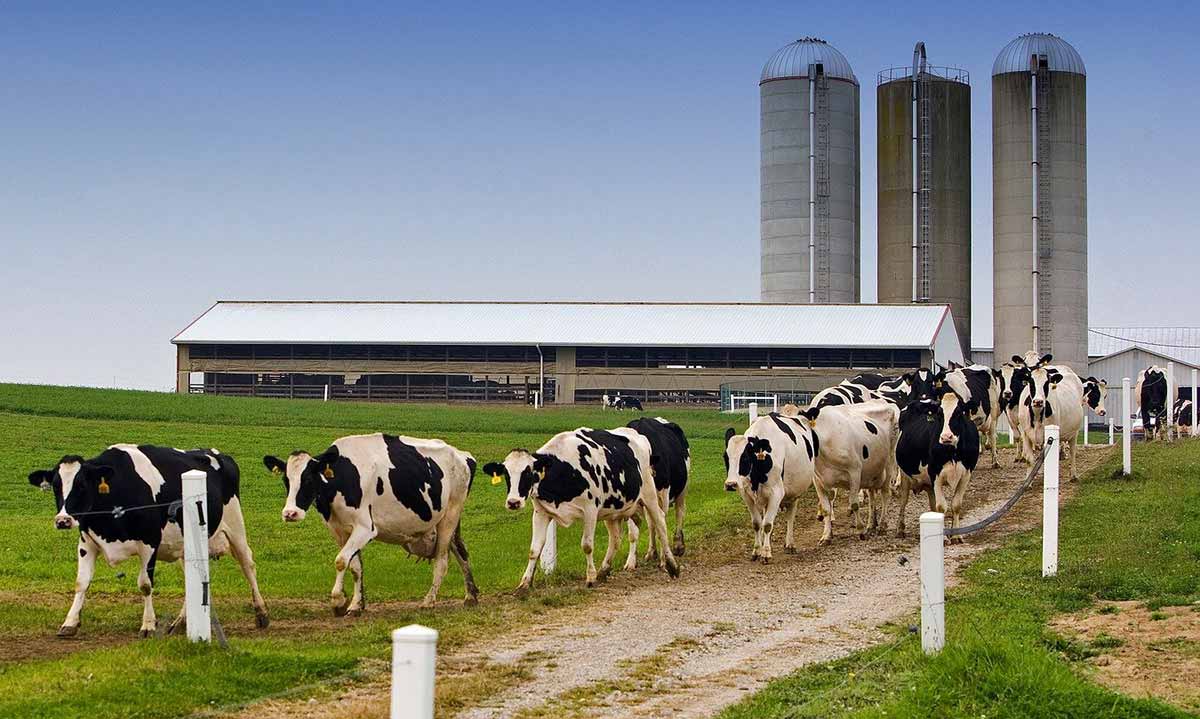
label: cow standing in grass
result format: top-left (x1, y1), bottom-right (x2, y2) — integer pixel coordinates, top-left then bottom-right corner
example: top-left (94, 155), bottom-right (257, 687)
top-left (1135, 366), bottom-right (1169, 441)
top-left (263, 433), bottom-right (478, 612)
top-left (28, 445), bottom-right (268, 637)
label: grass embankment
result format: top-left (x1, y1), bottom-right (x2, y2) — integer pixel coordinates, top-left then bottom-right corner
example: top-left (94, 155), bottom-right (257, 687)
top-left (720, 439), bottom-right (1200, 719)
top-left (0, 384), bottom-right (745, 719)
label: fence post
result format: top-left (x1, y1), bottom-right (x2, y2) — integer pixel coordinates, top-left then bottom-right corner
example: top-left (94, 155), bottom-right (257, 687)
top-left (540, 522), bottom-right (557, 574)
top-left (748, 401), bottom-right (759, 426)
top-left (1193, 368), bottom-right (1198, 437)
top-left (391, 625), bottom-right (437, 719)
top-left (1108, 418), bottom-right (1114, 446)
top-left (1166, 362), bottom-right (1175, 441)
top-left (323, 384), bottom-right (330, 402)
top-left (919, 511), bottom-right (945, 655)
top-left (1122, 377), bottom-right (1132, 475)
top-left (1083, 423), bottom-right (1089, 446)
top-left (1042, 426), bottom-right (1059, 578)
top-left (181, 469), bottom-right (211, 642)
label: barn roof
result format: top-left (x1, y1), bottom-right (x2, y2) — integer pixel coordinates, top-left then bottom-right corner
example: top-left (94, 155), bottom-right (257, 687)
top-left (1088, 327), bottom-right (1200, 367)
top-left (173, 301), bottom-right (961, 356)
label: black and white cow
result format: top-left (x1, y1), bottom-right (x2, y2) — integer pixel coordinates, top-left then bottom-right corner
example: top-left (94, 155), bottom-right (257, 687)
top-left (810, 381), bottom-right (878, 409)
top-left (1016, 363), bottom-right (1087, 479)
top-left (612, 396), bottom-right (644, 411)
top-left (893, 389), bottom-right (981, 540)
top-left (626, 417), bottom-right (690, 557)
top-left (1174, 398), bottom-right (1195, 436)
top-left (28, 445), bottom-right (268, 637)
top-left (941, 364), bottom-right (1002, 468)
top-left (263, 433), bottom-right (478, 612)
top-left (484, 427), bottom-right (678, 593)
top-left (801, 399), bottom-right (899, 543)
top-left (1135, 366), bottom-right (1169, 441)
top-left (723, 413), bottom-right (818, 562)
top-left (1083, 377), bottom-right (1109, 419)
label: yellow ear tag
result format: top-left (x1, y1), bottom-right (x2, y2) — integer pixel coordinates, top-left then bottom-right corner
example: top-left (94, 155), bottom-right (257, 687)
top-left (98, 478), bottom-right (110, 495)
top-left (537, 468), bottom-right (546, 480)
top-left (491, 473), bottom-right (504, 485)
top-left (755, 450), bottom-right (767, 460)
top-left (322, 466), bottom-right (335, 479)
top-left (271, 466), bottom-right (282, 475)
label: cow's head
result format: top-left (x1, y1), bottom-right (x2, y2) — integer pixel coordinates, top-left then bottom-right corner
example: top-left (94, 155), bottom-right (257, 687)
top-left (1015, 352), bottom-right (1053, 369)
top-left (483, 449), bottom-right (541, 510)
top-left (724, 427), bottom-right (773, 492)
top-left (1025, 367), bottom-right (1064, 420)
top-left (1083, 377), bottom-right (1108, 417)
top-left (998, 362), bottom-right (1033, 409)
top-left (263, 445), bottom-right (345, 522)
top-left (936, 388), bottom-right (979, 448)
top-left (27, 456), bottom-right (114, 530)
top-left (905, 368), bottom-right (938, 401)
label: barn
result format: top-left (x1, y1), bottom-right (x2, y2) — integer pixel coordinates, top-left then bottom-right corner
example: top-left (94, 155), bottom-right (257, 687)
top-left (171, 301), bottom-right (963, 405)
top-left (1085, 327), bottom-right (1200, 425)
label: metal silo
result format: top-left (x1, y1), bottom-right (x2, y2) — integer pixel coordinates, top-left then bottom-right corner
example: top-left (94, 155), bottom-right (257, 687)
top-left (992, 33), bottom-right (1088, 371)
top-left (877, 43), bottom-right (972, 354)
top-left (761, 38), bottom-right (860, 304)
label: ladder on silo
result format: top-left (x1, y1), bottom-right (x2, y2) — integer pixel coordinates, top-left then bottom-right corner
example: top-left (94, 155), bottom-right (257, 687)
top-left (813, 73), bottom-right (832, 302)
top-left (1036, 61), bottom-right (1054, 353)
top-left (917, 69), bottom-right (933, 302)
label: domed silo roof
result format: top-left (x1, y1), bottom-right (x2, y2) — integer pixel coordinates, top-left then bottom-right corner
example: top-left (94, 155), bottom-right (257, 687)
top-left (992, 33), bottom-right (1085, 76)
top-left (761, 37), bottom-right (858, 85)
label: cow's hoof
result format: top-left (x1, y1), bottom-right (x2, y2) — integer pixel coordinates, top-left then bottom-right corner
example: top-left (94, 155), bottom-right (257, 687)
top-left (596, 567), bottom-right (611, 582)
top-left (760, 555), bottom-right (771, 565)
top-left (57, 624), bottom-right (79, 638)
top-left (665, 559), bottom-right (680, 578)
top-left (347, 605), bottom-right (365, 617)
top-left (991, 461), bottom-right (1001, 469)
top-left (673, 543), bottom-right (685, 557)
top-left (585, 579), bottom-right (596, 588)
top-left (818, 538), bottom-right (831, 547)
top-left (514, 585), bottom-right (531, 599)
top-left (138, 627), bottom-right (155, 639)
top-left (784, 545), bottom-right (797, 554)
top-left (166, 618), bottom-right (184, 635)
top-left (332, 603), bottom-right (350, 617)
top-left (463, 594), bottom-right (479, 608)
top-left (255, 612), bottom-right (270, 629)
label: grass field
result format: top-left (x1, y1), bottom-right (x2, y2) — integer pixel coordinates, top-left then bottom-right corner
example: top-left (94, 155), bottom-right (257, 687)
top-left (718, 438), bottom-right (1200, 719)
top-left (0, 384), bottom-right (746, 719)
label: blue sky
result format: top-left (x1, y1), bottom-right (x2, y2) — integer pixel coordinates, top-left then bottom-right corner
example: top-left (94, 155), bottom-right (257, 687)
top-left (2, 2), bottom-right (1197, 389)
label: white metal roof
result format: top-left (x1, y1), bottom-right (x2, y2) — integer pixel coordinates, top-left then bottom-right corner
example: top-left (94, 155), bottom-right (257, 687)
top-left (173, 301), bottom-right (957, 351)
top-left (992, 33), bottom-right (1085, 76)
top-left (761, 38), bottom-right (858, 86)
top-left (1088, 327), bottom-right (1200, 367)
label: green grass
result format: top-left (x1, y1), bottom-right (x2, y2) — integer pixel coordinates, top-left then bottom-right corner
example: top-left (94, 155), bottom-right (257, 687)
top-left (719, 439), bottom-right (1200, 719)
top-left (0, 383), bottom-right (747, 719)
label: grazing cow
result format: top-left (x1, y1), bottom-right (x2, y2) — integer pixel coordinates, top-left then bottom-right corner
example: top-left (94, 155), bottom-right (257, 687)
top-left (1174, 398), bottom-right (1194, 436)
top-left (722, 413), bottom-right (818, 562)
top-left (263, 433), bottom-right (478, 612)
top-left (941, 364), bottom-right (1002, 468)
top-left (626, 417), bottom-right (690, 557)
top-left (801, 399), bottom-right (899, 543)
top-left (484, 427), bottom-right (678, 592)
top-left (1135, 367), bottom-right (1169, 441)
top-left (612, 396), bottom-right (644, 411)
top-left (893, 390), bottom-right (981, 540)
top-left (27, 446), bottom-right (267, 638)
top-left (1016, 365), bottom-right (1087, 480)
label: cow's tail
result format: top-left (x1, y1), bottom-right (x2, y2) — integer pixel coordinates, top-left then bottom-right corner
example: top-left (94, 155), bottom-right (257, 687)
top-left (464, 453), bottom-right (477, 493)
top-left (211, 449), bottom-right (240, 505)
top-left (452, 522), bottom-right (469, 561)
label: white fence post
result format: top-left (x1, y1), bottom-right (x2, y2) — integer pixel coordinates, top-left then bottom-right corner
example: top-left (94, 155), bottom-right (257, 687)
top-left (181, 469), bottom-right (211, 643)
top-left (1083, 423), bottom-right (1089, 446)
top-left (1042, 425), bottom-right (1060, 578)
top-left (1192, 368), bottom-right (1198, 437)
top-left (1108, 418), bottom-right (1114, 446)
top-left (1123, 377), bottom-right (1132, 475)
top-left (391, 625), bottom-right (437, 719)
top-left (540, 522), bottom-right (557, 574)
top-left (919, 511), bottom-right (945, 655)
top-left (1166, 362), bottom-right (1175, 441)
top-left (748, 401), bottom-right (759, 426)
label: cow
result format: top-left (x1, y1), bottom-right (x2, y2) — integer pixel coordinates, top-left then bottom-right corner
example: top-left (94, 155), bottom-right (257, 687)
top-left (941, 364), bottom-right (1002, 468)
top-left (1016, 364), bottom-right (1087, 480)
top-left (1174, 398), bottom-right (1195, 436)
top-left (722, 413), bottom-right (818, 562)
top-left (27, 445), bottom-right (268, 638)
top-left (893, 389), bottom-right (981, 540)
top-left (1083, 377), bottom-right (1109, 419)
top-left (484, 427), bottom-right (678, 593)
top-left (801, 399), bottom-right (899, 544)
top-left (611, 395), bottom-right (644, 411)
top-left (810, 381), bottom-right (877, 409)
top-left (263, 433), bottom-right (478, 612)
top-left (1135, 366), bottom-right (1169, 441)
top-left (626, 417), bottom-right (690, 557)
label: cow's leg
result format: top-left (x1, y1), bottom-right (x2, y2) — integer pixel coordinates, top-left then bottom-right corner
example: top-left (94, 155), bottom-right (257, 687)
top-left (760, 492), bottom-right (784, 563)
top-left (783, 498), bottom-right (800, 553)
top-left (949, 469), bottom-right (971, 544)
top-left (624, 516), bottom-right (640, 571)
top-left (220, 499), bottom-right (269, 628)
top-left (59, 537), bottom-right (96, 637)
top-left (642, 491), bottom-right (679, 577)
top-left (598, 519), bottom-right (621, 581)
top-left (894, 472), bottom-right (912, 538)
top-left (421, 511), bottom-right (461, 608)
top-left (877, 482), bottom-right (892, 534)
top-left (672, 488), bottom-right (687, 557)
top-left (450, 525), bottom-right (479, 606)
top-left (332, 524), bottom-right (375, 615)
top-left (738, 488), bottom-right (763, 559)
top-left (642, 504), bottom-right (657, 562)
top-left (1067, 437), bottom-right (1079, 482)
top-left (580, 509), bottom-right (600, 587)
top-left (812, 478), bottom-right (834, 544)
top-left (137, 545), bottom-right (158, 638)
top-left (516, 510), bottom-right (551, 596)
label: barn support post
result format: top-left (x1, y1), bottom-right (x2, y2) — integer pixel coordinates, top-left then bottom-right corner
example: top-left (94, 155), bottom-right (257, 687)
top-left (1166, 362), bottom-right (1175, 441)
top-left (919, 511), bottom-right (945, 654)
top-left (1122, 378), bottom-right (1132, 475)
top-left (181, 469), bottom-right (211, 643)
top-left (540, 523), bottom-right (557, 574)
top-left (391, 625), bottom-right (436, 719)
top-left (1042, 425), bottom-right (1059, 577)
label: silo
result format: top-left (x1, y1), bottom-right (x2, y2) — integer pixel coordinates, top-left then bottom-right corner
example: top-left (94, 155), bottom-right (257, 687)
top-left (877, 43), bottom-right (972, 353)
top-left (992, 33), bottom-right (1087, 371)
top-left (761, 38), bottom-right (860, 304)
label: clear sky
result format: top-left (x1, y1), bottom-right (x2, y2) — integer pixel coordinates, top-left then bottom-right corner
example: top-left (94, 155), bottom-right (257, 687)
top-left (3, 2), bottom-right (1197, 390)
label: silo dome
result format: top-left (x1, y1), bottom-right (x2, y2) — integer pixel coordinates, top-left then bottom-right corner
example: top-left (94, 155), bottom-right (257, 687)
top-left (992, 33), bottom-right (1085, 76)
top-left (761, 38), bottom-right (859, 85)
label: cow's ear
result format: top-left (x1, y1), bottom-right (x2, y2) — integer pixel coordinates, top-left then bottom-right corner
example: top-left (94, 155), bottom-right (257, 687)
top-left (1086, 376), bottom-right (1099, 384)
top-left (965, 399), bottom-right (980, 414)
top-left (263, 456), bottom-right (286, 475)
top-left (482, 462), bottom-right (506, 486)
top-left (1011, 354), bottom-right (1025, 365)
top-left (802, 406), bottom-right (821, 421)
top-left (901, 372), bottom-right (914, 384)
top-left (1050, 372), bottom-right (1064, 384)
top-left (313, 446), bottom-right (340, 479)
top-left (724, 427), bottom-right (736, 444)
top-left (83, 464), bottom-right (115, 494)
top-left (1040, 354), bottom-right (1053, 366)
top-left (28, 469), bottom-right (53, 489)
top-left (532, 454), bottom-right (551, 478)
top-left (992, 368), bottom-right (1002, 378)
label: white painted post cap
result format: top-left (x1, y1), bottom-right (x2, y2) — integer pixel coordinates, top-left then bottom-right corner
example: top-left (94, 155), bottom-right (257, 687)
top-left (392, 625), bottom-right (438, 644)
top-left (919, 511), bottom-right (944, 525)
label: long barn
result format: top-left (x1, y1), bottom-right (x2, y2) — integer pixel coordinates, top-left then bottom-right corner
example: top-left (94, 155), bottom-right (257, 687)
top-left (171, 301), bottom-right (963, 405)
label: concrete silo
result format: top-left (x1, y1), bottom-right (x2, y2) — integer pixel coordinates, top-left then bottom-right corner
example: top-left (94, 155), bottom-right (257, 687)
top-left (992, 33), bottom-right (1088, 371)
top-left (877, 43), bottom-right (972, 353)
top-left (760, 38), bottom-right (860, 304)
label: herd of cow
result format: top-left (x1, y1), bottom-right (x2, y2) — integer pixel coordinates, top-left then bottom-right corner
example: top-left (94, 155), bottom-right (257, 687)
top-left (22, 352), bottom-right (1187, 639)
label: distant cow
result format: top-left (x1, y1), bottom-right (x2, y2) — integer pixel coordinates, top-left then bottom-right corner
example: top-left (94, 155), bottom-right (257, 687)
top-left (626, 417), bottom-right (690, 557)
top-left (485, 427), bottom-right (678, 592)
top-left (1016, 363), bottom-right (1087, 480)
top-left (1174, 398), bottom-right (1195, 436)
top-left (723, 413), bottom-right (818, 562)
top-left (28, 445), bottom-right (267, 637)
top-left (263, 433), bottom-right (478, 611)
top-left (893, 389), bottom-right (981, 540)
top-left (610, 395), bottom-right (644, 411)
top-left (1135, 366), bottom-right (1169, 441)
top-left (941, 364), bottom-right (1002, 468)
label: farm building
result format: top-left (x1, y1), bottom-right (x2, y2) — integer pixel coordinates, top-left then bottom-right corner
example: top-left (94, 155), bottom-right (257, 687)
top-left (171, 301), bottom-right (964, 405)
top-left (1085, 327), bottom-right (1200, 425)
